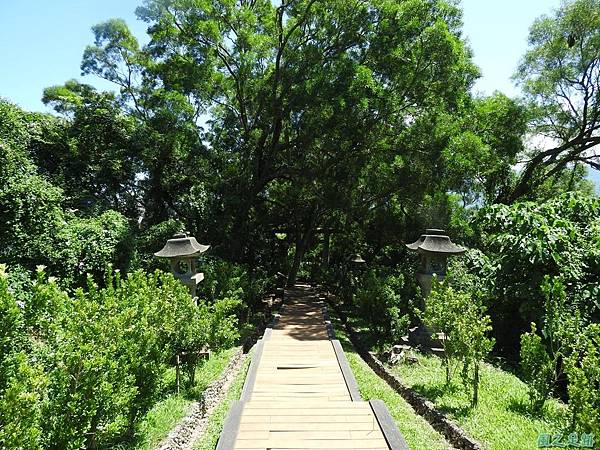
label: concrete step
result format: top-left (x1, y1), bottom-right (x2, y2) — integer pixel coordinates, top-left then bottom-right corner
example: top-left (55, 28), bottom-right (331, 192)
top-left (430, 347), bottom-right (446, 357)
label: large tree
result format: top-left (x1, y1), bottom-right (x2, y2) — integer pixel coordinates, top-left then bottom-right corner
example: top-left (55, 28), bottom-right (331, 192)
top-left (40, 80), bottom-right (141, 216)
top-left (505, 0), bottom-right (600, 202)
top-left (79, 0), bottom-right (479, 281)
top-left (0, 99), bottom-right (132, 285)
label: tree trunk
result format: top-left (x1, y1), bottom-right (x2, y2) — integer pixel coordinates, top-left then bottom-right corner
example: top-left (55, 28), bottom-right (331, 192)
top-left (322, 231), bottom-right (331, 269)
top-left (286, 206), bottom-right (319, 287)
top-left (444, 340), bottom-right (450, 384)
top-left (287, 232), bottom-right (309, 287)
top-left (84, 413), bottom-right (100, 450)
top-left (472, 362), bottom-right (480, 407)
top-left (229, 199), bottom-right (252, 262)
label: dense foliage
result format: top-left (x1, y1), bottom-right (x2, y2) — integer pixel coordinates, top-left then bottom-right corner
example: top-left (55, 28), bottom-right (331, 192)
top-left (0, 266), bottom-right (239, 450)
top-left (0, 100), bottom-right (133, 286)
top-left (564, 323), bottom-right (600, 433)
top-left (354, 269), bottom-right (411, 343)
top-left (35, 0), bottom-right (489, 284)
top-left (475, 192), bottom-right (600, 356)
top-left (518, 274), bottom-right (600, 437)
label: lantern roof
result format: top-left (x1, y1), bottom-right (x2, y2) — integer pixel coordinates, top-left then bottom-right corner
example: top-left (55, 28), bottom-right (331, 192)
top-left (406, 229), bottom-right (465, 255)
top-left (154, 232), bottom-right (210, 258)
top-left (350, 254), bottom-right (366, 263)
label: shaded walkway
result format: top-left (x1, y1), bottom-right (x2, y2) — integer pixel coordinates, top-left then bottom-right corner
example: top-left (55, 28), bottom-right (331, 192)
top-left (217, 284), bottom-right (408, 449)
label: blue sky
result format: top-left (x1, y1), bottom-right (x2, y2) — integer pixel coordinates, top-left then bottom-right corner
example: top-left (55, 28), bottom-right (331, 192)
top-left (1, 0), bottom-right (598, 190)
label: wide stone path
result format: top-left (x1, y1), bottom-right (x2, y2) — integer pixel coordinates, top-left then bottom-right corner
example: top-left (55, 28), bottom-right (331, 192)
top-left (217, 285), bottom-right (408, 450)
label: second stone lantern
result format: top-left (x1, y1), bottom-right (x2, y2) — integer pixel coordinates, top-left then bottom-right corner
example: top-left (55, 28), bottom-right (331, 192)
top-left (154, 232), bottom-right (210, 300)
top-left (406, 229), bottom-right (465, 296)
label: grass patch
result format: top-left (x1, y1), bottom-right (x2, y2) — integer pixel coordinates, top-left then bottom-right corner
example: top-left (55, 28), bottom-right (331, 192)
top-left (390, 353), bottom-right (566, 450)
top-left (129, 395), bottom-right (191, 450)
top-left (112, 346), bottom-right (239, 450)
top-left (190, 347), bottom-right (239, 398)
top-left (194, 351), bottom-right (251, 449)
top-left (330, 315), bottom-right (449, 450)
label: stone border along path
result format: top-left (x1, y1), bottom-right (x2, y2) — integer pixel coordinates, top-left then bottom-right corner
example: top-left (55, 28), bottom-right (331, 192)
top-left (325, 292), bottom-right (482, 450)
top-left (216, 284), bottom-right (409, 450)
top-left (155, 347), bottom-right (248, 450)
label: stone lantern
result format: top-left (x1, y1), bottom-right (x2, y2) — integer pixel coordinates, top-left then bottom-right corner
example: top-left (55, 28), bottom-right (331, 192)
top-left (406, 229), bottom-right (465, 296)
top-left (154, 232), bottom-right (209, 299)
top-left (406, 229), bottom-right (465, 350)
top-left (343, 254), bottom-right (366, 304)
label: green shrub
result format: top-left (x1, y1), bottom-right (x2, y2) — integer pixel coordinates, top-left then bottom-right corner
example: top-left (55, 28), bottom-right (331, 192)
top-left (25, 266), bottom-right (69, 335)
top-left (0, 353), bottom-right (45, 450)
top-left (42, 285), bottom-right (138, 449)
top-left (40, 268), bottom-right (240, 448)
top-left (445, 248), bottom-right (492, 300)
top-left (425, 280), bottom-right (494, 406)
top-left (199, 257), bottom-right (274, 315)
top-left (0, 265), bottom-right (46, 450)
top-left (563, 323), bottom-right (600, 435)
top-left (354, 269), bottom-right (410, 343)
top-left (519, 275), bottom-right (600, 435)
top-left (202, 296), bottom-right (241, 350)
top-left (201, 258), bottom-right (247, 303)
top-left (475, 192), bottom-right (600, 354)
top-left (519, 276), bottom-right (570, 413)
top-left (0, 265), bottom-right (240, 449)
top-left (520, 323), bottom-right (555, 412)
top-left (0, 265), bottom-right (23, 360)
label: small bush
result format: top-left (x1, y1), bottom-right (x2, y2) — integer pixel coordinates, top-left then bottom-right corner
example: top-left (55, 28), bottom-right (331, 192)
top-left (519, 275), bottom-right (600, 436)
top-left (0, 265), bottom-right (46, 450)
top-left (0, 353), bottom-right (45, 450)
top-left (199, 257), bottom-right (274, 315)
top-left (354, 269), bottom-right (410, 343)
top-left (424, 280), bottom-right (494, 406)
top-left (563, 323), bottom-right (600, 435)
top-left (520, 323), bottom-right (555, 412)
top-left (519, 276), bottom-right (569, 413)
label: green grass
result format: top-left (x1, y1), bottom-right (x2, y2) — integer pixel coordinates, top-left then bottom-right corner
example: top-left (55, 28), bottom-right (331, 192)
top-left (130, 395), bottom-right (191, 450)
top-left (330, 316), bottom-right (450, 450)
top-left (190, 347), bottom-right (239, 398)
top-left (114, 346), bottom-right (239, 450)
top-left (194, 351), bottom-right (251, 449)
top-left (390, 353), bottom-right (566, 450)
